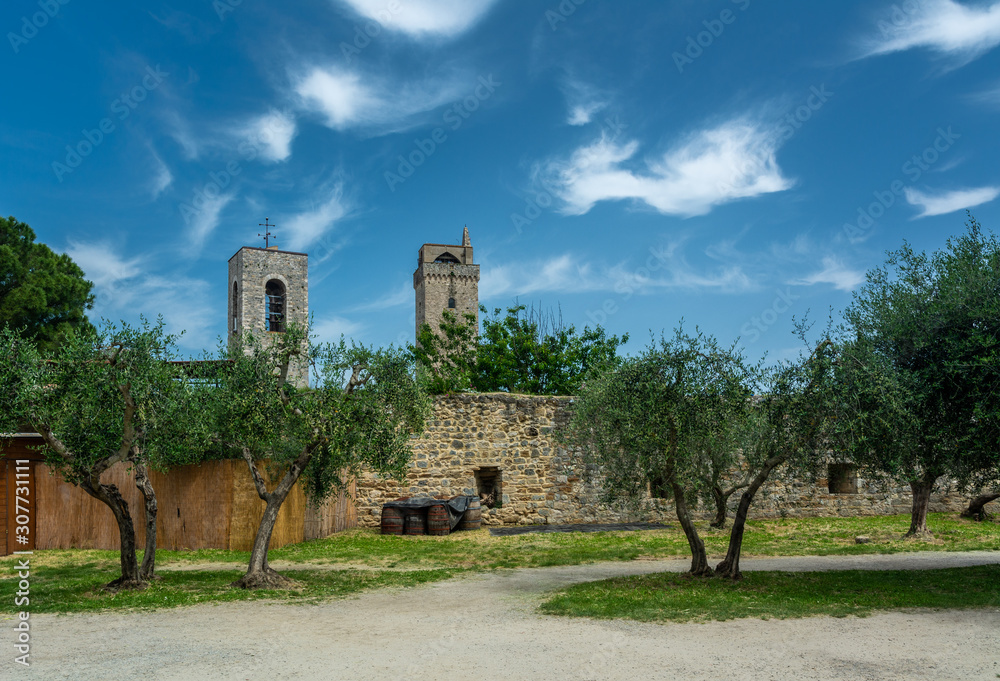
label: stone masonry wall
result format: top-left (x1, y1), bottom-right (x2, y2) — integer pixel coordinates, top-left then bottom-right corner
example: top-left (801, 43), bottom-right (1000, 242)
top-left (355, 394), bottom-right (969, 527)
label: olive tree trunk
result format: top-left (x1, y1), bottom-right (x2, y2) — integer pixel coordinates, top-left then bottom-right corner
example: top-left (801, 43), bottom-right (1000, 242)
top-left (80, 479), bottom-right (144, 590)
top-left (961, 492), bottom-right (1000, 521)
top-left (670, 480), bottom-right (712, 576)
top-left (133, 460), bottom-right (158, 580)
top-left (907, 470), bottom-right (940, 537)
top-left (710, 483), bottom-right (747, 529)
top-left (233, 446), bottom-right (315, 590)
top-left (715, 454), bottom-right (786, 580)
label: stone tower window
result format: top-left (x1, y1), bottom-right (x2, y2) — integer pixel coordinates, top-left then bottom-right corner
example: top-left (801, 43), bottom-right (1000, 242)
top-left (435, 252), bottom-right (460, 264)
top-left (448, 297), bottom-right (457, 309)
top-left (265, 279), bottom-right (285, 332)
top-left (232, 281), bottom-right (239, 333)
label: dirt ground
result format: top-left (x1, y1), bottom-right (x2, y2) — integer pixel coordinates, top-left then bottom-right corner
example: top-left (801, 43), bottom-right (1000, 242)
top-left (7, 551), bottom-right (1000, 681)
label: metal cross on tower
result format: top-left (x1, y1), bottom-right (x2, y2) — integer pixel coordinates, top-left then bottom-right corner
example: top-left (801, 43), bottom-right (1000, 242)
top-left (258, 218), bottom-right (277, 248)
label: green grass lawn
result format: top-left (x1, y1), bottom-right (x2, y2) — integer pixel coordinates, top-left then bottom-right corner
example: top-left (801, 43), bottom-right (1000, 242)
top-left (1, 513), bottom-right (996, 615)
top-left (540, 564), bottom-right (1000, 623)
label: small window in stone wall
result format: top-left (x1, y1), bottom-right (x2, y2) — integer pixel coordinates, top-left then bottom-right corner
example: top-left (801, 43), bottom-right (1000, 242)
top-left (828, 463), bottom-right (858, 494)
top-left (475, 467), bottom-right (502, 509)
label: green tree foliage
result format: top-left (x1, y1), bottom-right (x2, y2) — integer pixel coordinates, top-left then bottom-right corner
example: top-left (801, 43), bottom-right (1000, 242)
top-left (212, 325), bottom-right (431, 589)
top-left (0, 318), bottom-right (204, 590)
top-left (562, 327), bottom-right (753, 576)
top-left (413, 304), bottom-right (628, 395)
top-left (0, 216), bottom-right (95, 351)
top-left (826, 217), bottom-right (1000, 536)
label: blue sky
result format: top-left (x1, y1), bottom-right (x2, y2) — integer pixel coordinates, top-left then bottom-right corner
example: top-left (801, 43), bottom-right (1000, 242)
top-left (3, 0), bottom-right (999, 362)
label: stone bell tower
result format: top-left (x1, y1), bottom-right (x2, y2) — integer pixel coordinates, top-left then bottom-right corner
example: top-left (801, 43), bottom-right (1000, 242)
top-left (414, 226), bottom-right (480, 341)
top-left (228, 244), bottom-right (309, 387)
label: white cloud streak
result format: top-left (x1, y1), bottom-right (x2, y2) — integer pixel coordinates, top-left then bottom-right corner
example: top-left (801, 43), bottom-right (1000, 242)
top-left (862, 0), bottom-right (1000, 64)
top-left (312, 315), bottom-right (364, 344)
top-left (185, 193), bottom-right (235, 253)
top-left (789, 257), bottom-right (865, 292)
top-left (283, 183), bottom-right (348, 252)
top-left (905, 185), bottom-right (1000, 217)
top-left (335, 0), bottom-right (499, 39)
top-left (243, 110), bottom-right (297, 162)
top-left (543, 118), bottom-right (793, 217)
top-left (294, 65), bottom-right (465, 132)
top-left (561, 78), bottom-right (609, 126)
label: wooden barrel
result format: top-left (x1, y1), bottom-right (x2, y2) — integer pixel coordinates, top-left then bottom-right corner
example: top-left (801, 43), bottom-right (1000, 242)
top-left (404, 510), bottom-right (426, 535)
top-left (427, 504), bottom-right (450, 536)
top-left (458, 497), bottom-right (482, 530)
top-left (380, 506), bottom-right (404, 535)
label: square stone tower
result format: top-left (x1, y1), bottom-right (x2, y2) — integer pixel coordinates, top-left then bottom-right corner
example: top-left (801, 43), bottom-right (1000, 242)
top-left (228, 246), bottom-right (309, 387)
top-left (414, 227), bottom-right (480, 341)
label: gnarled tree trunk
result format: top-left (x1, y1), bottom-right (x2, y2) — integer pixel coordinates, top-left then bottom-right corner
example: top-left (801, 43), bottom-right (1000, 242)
top-left (961, 492), bottom-right (1000, 521)
top-left (80, 479), bottom-right (144, 590)
top-left (710, 483), bottom-right (747, 529)
top-left (715, 454), bottom-right (786, 580)
top-left (233, 446), bottom-right (315, 590)
top-left (907, 470), bottom-right (939, 537)
top-left (133, 460), bottom-right (158, 580)
top-left (670, 480), bottom-right (712, 576)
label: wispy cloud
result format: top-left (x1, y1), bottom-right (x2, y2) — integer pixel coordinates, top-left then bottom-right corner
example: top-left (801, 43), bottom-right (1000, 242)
top-left (312, 315), bottom-right (364, 344)
top-left (65, 241), bottom-right (144, 288)
top-left (294, 65), bottom-right (466, 132)
top-left (561, 77), bottom-right (609, 126)
top-left (148, 148), bottom-right (173, 198)
top-left (542, 117), bottom-right (792, 217)
top-left (242, 110), bottom-right (297, 162)
top-left (860, 0), bottom-right (1000, 65)
top-left (481, 250), bottom-right (754, 300)
top-left (789, 257), bottom-right (865, 292)
top-left (904, 185), bottom-right (1000, 217)
top-left (283, 183), bottom-right (348, 252)
top-left (185, 193), bottom-right (235, 253)
top-left (348, 282), bottom-right (411, 312)
top-left (335, 0), bottom-right (499, 39)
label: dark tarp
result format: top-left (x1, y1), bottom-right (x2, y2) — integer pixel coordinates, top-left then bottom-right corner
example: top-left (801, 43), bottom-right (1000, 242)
top-left (382, 496), bottom-right (476, 530)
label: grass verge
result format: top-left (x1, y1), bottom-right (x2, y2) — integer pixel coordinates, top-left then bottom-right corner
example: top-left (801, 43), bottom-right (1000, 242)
top-left (540, 565), bottom-right (1000, 623)
top-left (0, 564), bottom-right (458, 614)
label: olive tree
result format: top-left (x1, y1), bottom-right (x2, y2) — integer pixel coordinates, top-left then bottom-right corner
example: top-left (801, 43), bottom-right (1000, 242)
top-left (0, 319), bottom-right (201, 589)
top-left (213, 325), bottom-right (431, 589)
top-left (828, 218), bottom-right (1000, 536)
top-left (563, 328), bottom-right (753, 576)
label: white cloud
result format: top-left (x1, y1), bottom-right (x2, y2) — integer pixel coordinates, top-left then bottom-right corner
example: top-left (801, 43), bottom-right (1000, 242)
top-left (543, 118), bottom-right (792, 216)
top-left (65, 241), bottom-right (144, 288)
top-left (861, 0), bottom-right (1000, 64)
top-left (312, 315), bottom-right (364, 344)
top-left (904, 185), bottom-right (1000, 217)
top-left (283, 184), bottom-right (348, 252)
top-left (148, 149), bottom-right (173, 198)
top-left (335, 0), bottom-right (499, 39)
top-left (349, 282), bottom-right (411, 312)
top-left (789, 257), bottom-right (865, 292)
top-left (184, 193), bottom-right (235, 253)
top-left (481, 251), bottom-right (753, 300)
top-left (295, 65), bottom-right (465, 132)
top-left (243, 110), bottom-right (297, 162)
top-left (561, 78), bottom-right (609, 126)
top-left (64, 241), bottom-right (215, 353)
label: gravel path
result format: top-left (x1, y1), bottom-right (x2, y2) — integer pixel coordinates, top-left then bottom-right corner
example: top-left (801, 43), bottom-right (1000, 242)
top-left (7, 551), bottom-right (999, 681)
